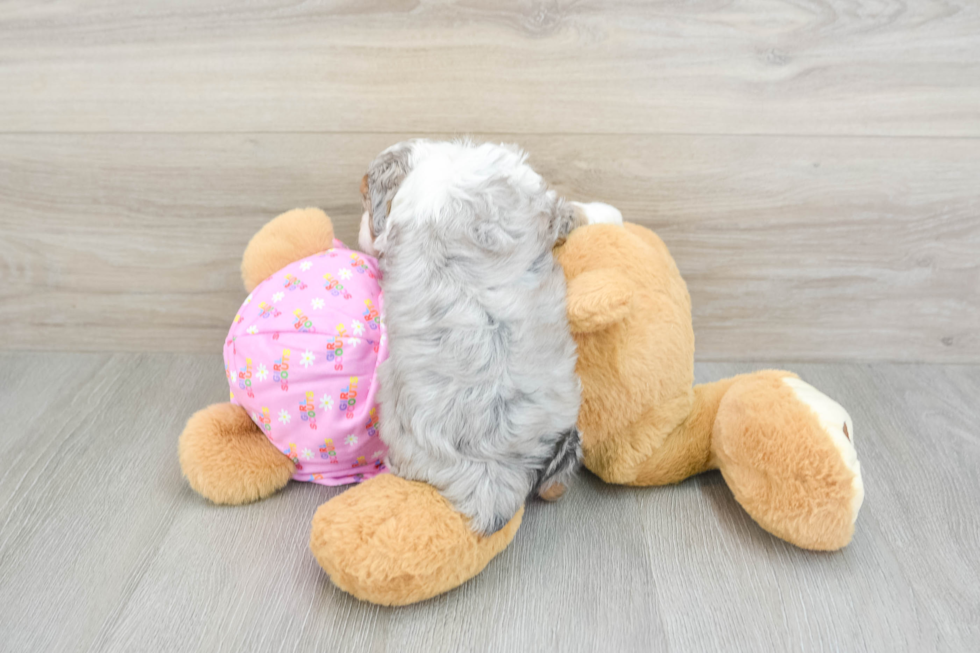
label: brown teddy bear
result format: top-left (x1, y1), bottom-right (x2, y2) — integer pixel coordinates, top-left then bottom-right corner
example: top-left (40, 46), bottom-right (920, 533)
top-left (558, 222), bottom-right (863, 549)
top-left (180, 209), bottom-right (864, 607)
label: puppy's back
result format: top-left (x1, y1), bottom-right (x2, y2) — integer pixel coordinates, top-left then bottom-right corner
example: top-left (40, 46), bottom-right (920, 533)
top-left (376, 141), bottom-right (582, 535)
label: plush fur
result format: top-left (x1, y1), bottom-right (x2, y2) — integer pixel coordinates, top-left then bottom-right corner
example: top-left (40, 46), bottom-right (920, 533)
top-left (713, 372), bottom-right (862, 550)
top-left (556, 223), bottom-right (864, 550)
top-left (559, 223), bottom-right (697, 484)
top-left (179, 402), bottom-right (295, 504)
top-left (241, 207), bottom-right (336, 292)
top-left (361, 140), bottom-right (583, 536)
top-left (310, 474), bottom-right (523, 606)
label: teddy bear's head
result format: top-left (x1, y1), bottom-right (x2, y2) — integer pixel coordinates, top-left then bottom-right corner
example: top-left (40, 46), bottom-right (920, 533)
top-left (554, 223), bottom-right (696, 481)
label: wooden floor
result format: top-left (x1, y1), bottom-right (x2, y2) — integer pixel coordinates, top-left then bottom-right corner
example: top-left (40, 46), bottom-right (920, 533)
top-left (0, 354), bottom-right (977, 652)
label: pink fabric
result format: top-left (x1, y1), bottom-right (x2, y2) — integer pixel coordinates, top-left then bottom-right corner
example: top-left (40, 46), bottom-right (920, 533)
top-left (223, 240), bottom-right (389, 486)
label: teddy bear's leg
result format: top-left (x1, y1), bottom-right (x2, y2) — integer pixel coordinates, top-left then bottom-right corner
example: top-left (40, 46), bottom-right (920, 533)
top-left (309, 474), bottom-right (523, 606)
top-left (622, 378), bottom-right (734, 487)
top-left (711, 371), bottom-right (864, 551)
top-left (241, 207), bottom-right (337, 292)
top-left (179, 403), bottom-right (295, 504)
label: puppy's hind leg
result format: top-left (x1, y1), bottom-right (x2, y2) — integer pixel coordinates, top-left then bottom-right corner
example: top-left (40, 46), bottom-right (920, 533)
top-left (534, 427), bottom-right (583, 502)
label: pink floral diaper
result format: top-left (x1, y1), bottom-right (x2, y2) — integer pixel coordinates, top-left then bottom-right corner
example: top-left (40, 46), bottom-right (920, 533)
top-left (223, 240), bottom-right (389, 486)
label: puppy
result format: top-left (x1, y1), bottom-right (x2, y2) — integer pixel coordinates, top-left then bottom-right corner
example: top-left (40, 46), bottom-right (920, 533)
top-left (359, 139), bottom-right (585, 536)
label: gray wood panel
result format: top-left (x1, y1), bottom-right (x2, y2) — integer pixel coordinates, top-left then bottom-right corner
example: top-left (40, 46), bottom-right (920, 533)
top-left (0, 354), bottom-right (977, 652)
top-left (2, 133), bottom-right (977, 361)
top-left (1, 0), bottom-right (979, 135)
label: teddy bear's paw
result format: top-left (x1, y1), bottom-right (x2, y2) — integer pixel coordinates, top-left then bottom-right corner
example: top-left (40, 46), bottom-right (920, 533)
top-left (310, 474), bottom-right (523, 606)
top-left (782, 377), bottom-right (864, 526)
top-left (712, 371), bottom-right (865, 550)
top-left (178, 403), bottom-right (295, 505)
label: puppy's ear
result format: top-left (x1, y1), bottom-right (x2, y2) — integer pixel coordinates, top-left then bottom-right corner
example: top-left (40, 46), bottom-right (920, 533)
top-left (551, 199), bottom-right (588, 244)
top-left (366, 146), bottom-right (412, 245)
top-left (566, 269), bottom-right (633, 334)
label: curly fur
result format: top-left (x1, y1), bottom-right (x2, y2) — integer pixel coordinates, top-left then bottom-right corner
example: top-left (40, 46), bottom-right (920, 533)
top-left (364, 139), bottom-right (583, 535)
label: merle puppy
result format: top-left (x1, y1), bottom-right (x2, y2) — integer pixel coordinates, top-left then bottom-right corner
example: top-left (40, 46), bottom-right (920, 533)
top-left (358, 139), bottom-right (584, 535)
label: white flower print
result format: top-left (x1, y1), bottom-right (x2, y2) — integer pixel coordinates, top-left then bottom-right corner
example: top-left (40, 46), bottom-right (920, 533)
top-left (255, 363), bottom-right (269, 381)
top-left (278, 409), bottom-right (291, 424)
top-left (300, 261), bottom-right (313, 271)
top-left (372, 450), bottom-right (385, 460)
top-left (300, 349), bottom-right (316, 368)
top-left (319, 394), bottom-right (334, 410)
top-left (244, 292), bottom-right (253, 304)
top-left (345, 434), bottom-right (358, 446)
top-left (351, 319), bottom-right (365, 335)
top-left (347, 338), bottom-right (361, 349)
top-left (339, 268), bottom-right (353, 280)
top-left (311, 297), bottom-right (325, 310)
top-left (246, 325), bottom-right (258, 335)
top-left (272, 291), bottom-right (285, 304)
top-left (301, 448), bottom-right (314, 460)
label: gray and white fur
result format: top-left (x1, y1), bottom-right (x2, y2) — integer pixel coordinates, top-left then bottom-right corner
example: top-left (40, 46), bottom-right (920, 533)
top-left (361, 139), bottom-right (583, 536)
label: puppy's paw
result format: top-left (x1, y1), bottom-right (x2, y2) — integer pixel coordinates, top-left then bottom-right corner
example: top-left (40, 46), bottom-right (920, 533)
top-left (570, 201), bottom-right (623, 227)
top-left (538, 482), bottom-right (567, 502)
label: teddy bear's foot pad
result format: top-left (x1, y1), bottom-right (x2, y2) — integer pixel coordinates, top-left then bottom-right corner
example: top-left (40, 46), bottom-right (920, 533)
top-left (713, 371), bottom-right (864, 551)
top-left (782, 376), bottom-right (864, 525)
top-left (310, 474), bottom-right (523, 606)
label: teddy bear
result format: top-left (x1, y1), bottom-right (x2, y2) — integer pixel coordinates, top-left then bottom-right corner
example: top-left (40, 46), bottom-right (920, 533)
top-left (179, 207), bottom-right (864, 607)
top-left (556, 221), bottom-right (864, 549)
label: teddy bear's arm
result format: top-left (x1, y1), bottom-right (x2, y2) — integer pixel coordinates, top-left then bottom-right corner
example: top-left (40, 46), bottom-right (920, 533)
top-left (565, 268), bottom-right (633, 334)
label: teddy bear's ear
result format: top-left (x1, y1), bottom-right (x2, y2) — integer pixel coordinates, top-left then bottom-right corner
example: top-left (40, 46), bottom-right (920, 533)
top-left (566, 269), bottom-right (633, 334)
top-left (242, 208), bottom-right (335, 292)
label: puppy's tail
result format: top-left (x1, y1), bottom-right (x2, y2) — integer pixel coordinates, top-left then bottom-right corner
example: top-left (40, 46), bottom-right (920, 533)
top-left (532, 427), bottom-right (583, 502)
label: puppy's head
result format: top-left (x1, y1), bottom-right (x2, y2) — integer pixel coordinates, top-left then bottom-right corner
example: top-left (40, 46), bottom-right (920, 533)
top-left (359, 139), bottom-right (584, 259)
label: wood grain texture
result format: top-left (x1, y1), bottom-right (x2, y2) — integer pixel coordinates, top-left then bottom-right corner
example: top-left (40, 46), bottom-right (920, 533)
top-left (0, 354), bottom-right (977, 652)
top-left (1, 133), bottom-right (977, 360)
top-left (1, 0), bottom-right (979, 135)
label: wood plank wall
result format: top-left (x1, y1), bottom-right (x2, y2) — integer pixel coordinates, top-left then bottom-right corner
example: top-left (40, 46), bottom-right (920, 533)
top-left (1, 1), bottom-right (978, 361)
